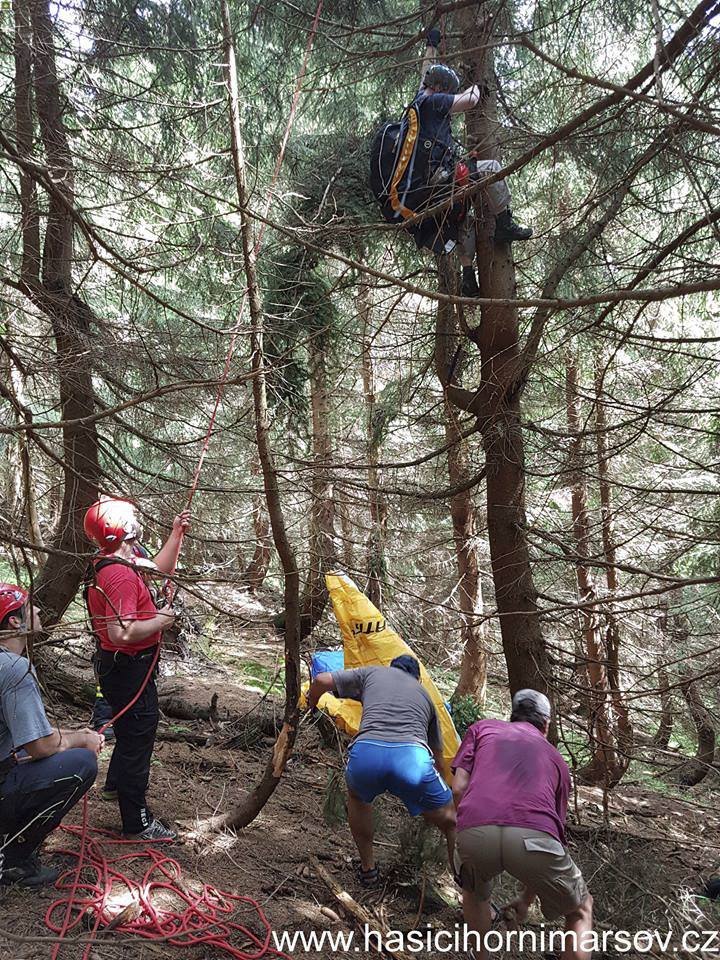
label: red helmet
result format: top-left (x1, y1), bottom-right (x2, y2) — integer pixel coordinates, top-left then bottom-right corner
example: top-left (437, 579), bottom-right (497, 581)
top-left (0, 584), bottom-right (28, 625)
top-left (84, 497), bottom-right (142, 552)
top-left (454, 161), bottom-right (470, 187)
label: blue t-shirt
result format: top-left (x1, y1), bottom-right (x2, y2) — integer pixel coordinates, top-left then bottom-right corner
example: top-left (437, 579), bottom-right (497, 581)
top-left (414, 91), bottom-right (455, 165)
top-left (0, 649), bottom-right (53, 762)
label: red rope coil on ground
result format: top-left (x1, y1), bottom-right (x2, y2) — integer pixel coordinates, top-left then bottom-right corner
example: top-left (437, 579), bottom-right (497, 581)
top-left (47, 804), bottom-right (291, 960)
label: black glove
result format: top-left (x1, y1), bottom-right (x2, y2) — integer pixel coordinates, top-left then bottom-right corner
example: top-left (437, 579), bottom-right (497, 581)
top-left (426, 27), bottom-right (441, 48)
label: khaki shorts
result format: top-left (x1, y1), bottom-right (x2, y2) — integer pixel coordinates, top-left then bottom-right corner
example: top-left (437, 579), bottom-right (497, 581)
top-left (454, 825), bottom-right (588, 920)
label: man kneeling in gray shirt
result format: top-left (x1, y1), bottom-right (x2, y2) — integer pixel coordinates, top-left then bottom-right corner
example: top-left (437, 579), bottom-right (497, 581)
top-left (308, 655), bottom-right (455, 886)
top-left (1, 584), bottom-right (104, 888)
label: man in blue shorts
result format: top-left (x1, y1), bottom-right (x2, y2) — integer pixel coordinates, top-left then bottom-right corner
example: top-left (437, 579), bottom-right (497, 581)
top-left (308, 655), bottom-right (455, 886)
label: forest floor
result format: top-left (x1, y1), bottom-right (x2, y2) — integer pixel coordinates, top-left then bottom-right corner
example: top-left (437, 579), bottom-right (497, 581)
top-left (1, 585), bottom-right (719, 960)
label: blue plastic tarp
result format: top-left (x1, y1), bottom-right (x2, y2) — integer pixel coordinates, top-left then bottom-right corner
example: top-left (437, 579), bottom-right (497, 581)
top-left (311, 649), bottom-right (344, 678)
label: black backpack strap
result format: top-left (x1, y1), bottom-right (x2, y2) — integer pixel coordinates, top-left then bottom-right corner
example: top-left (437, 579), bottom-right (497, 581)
top-left (83, 556), bottom-right (143, 643)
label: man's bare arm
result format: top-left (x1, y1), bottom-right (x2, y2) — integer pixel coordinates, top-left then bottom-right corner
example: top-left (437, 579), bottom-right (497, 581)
top-left (450, 86), bottom-right (482, 114)
top-left (105, 608), bottom-right (176, 648)
top-left (420, 43), bottom-right (437, 88)
top-left (23, 728), bottom-right (104, 760)
top-left (307, 672), bottom-right (336, 710)
top-left (452, 767), bottom-right (470, 807)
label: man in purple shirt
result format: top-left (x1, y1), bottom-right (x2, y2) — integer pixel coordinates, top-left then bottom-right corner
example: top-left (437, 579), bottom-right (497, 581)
top-left (452, 690), bottom-right (593, 960)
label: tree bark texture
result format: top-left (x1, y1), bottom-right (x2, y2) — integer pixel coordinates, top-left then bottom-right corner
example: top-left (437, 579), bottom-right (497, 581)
top-left (15, 0), bottom-right (100, 625)
top-left (337, 495), bottom-right (356, 574)
top-left (300, 329), bottom-right (337, 635)
top-left (594, 349), bottom-right (622, 691)
top-left (358, 280), bottom-right (388, 607)
top-left (453, 6), bottom-right (551, 699)
top-left (566, 350), bottom-right (629, 787)
top-left (678, 670), bottom-right (716, 786)
top-left (3, 322), bottom-right (44, 549)
top-left (14, 0), bottom-right (40, 284)
top-left (217, 0), bottom-right (301, 829)
top-left (243, 457), bottom-right (272, 593)
top-left (434, 264), bottom-right (487, 703)
top-left (653, 661), bottom-right (673, 750)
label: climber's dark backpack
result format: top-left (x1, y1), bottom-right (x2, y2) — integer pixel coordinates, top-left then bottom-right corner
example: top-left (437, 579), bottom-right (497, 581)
top-left (368, 101), bottom-right (435, 224)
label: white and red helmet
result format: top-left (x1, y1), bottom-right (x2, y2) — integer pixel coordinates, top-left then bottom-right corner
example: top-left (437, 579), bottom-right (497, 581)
top-left (84, 497), bottom-right (142, 553)
top-left (0, 584), bottom-right (28, 625)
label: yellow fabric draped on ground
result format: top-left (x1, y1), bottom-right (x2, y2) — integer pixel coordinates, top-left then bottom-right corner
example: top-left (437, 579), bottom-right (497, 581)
top-left (309, 572), bottom-right (460, 780)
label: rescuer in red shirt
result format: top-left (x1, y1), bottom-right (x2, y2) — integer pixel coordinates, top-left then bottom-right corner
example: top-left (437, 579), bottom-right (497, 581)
top-left (84, 497), bottom-right (190, 840)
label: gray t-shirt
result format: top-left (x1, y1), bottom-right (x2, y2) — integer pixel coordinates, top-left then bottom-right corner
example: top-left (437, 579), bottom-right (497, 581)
top-left (0, 649), bottom-right (53, 762)
top-left (331, 665), bottom-right (441, 751)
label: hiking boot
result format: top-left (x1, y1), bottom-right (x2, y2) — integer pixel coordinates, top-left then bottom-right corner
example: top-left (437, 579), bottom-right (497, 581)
top-left (0, 853), bottom-right (61, 888)
top-left (123, 819), bottom-right (176, 842)
top-left (494, 208), bottom-right (533, 243)
top-left (461, 266), bottom-right (480, 298)
top-left (101, 786), bottom-right (118, 802)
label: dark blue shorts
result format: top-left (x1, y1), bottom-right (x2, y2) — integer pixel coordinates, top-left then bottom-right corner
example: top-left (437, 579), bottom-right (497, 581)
top-left (345, 739), bottom-right (452, 816)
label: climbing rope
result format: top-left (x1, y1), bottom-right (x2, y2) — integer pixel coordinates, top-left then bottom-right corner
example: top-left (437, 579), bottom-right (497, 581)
top-left (183, 0), bottom-right (325, 522)
top-left (45, 3), bottom-right (324, 956)
top-left (48, 813), bottom-right (291, 960)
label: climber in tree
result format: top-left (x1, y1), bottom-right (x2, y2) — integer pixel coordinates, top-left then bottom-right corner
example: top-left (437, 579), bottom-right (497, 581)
top-left (418, 28), bottom-right (532, 296)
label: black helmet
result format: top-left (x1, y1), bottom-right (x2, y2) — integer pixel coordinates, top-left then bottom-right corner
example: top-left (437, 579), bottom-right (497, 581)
top-left (423, 64), bottom-right (460, 94)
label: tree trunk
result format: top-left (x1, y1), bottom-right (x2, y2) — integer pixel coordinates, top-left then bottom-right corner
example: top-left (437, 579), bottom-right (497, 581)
top-left (358, 280), bottom-right (388, 607)
top-left (594, 350), bottom-right (621, 689)
top-left (14, 0), bottom-right (40, 285)
top-left (300, 329), bottom-right (337, 635)
top-left (453, 7), bottom-right (551, 699)
top-left (435, 265), bottom-right (487, 704)
top-left (653, 660), bottom-right (673, 750)
top-left (212, 0), bottom-right (301, 829)
top-left (447, 409), bottom-right (487, 704)
top-left (4, 316), bottom-right (44, 550)
top-left (14, 0), bottom-right (100, 624)
top-left (337, 493), bottom-right (356, 574)
top-left (593, 347), bottom-right (633, 762)
top-left (34, 650), bottom-right (95, 710)
top-left (243, 457), bottom-right (272, 593)
top-left (678, 670), bottom-right (716, 786)
top-left (566, 349), bottom-right (628, 787)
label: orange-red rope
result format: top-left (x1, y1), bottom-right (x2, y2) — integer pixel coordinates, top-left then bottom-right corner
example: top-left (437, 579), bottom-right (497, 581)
top-left (48, 803), bottom-right (292, 960)
top-left (184, 0), bottom-right (325, 517)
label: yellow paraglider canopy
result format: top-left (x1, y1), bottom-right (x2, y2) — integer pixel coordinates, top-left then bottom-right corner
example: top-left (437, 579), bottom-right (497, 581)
top-left (306, 572), bottom-right (460, 780)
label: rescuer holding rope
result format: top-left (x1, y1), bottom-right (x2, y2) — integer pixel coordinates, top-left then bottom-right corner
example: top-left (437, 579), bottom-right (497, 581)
top-left (83, 497), bottom-right (190, 841)
top-left (0, 585), bottom-right (103, 887)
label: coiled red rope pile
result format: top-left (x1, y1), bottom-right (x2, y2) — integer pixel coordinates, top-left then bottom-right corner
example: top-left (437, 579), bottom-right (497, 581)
top-left (46, 802), bottom-right (291, 960)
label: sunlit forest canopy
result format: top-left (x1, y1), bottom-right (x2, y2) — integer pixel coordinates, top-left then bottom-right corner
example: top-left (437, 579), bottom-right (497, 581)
top-left (1, 0), bottom-right (720, 803)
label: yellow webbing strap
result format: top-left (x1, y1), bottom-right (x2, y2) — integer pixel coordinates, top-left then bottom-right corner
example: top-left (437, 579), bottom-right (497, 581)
top-left (389, 106), bottom-right (419, 220)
